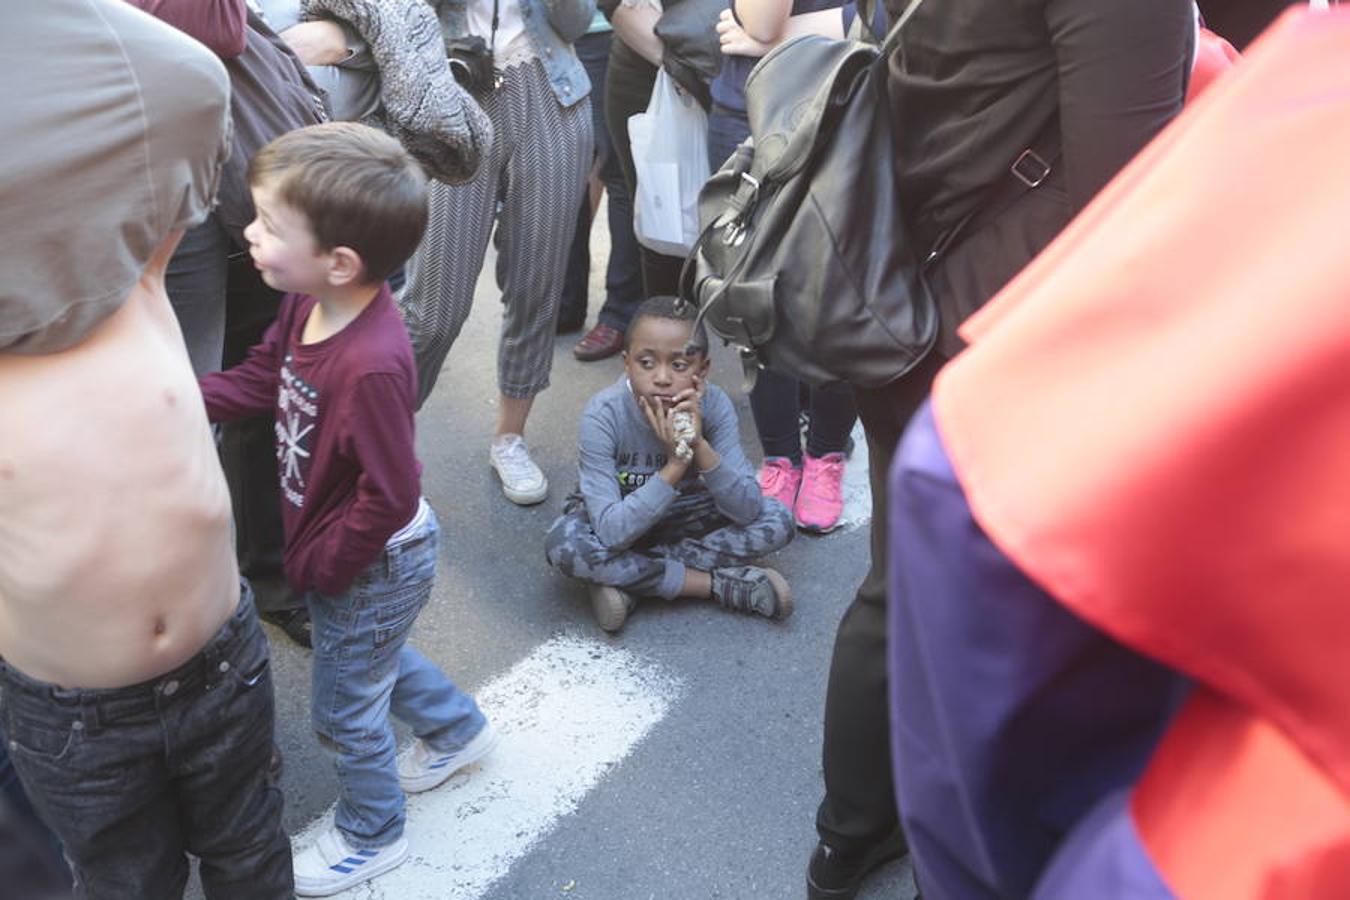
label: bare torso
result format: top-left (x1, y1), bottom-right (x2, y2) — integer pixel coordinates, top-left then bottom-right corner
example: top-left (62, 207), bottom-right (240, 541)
top-left (0, 240), bottom-right (238, 689)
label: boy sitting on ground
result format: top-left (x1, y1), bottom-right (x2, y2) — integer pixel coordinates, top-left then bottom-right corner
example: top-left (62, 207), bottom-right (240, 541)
top-left (199, 123), bottom-right (497, 897)
top-left (546, 296), bottom-right (795, 633)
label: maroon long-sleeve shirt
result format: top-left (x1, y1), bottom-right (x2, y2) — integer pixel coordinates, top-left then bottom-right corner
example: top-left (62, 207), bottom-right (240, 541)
top-left (199, 287), bottom-right (422, 596)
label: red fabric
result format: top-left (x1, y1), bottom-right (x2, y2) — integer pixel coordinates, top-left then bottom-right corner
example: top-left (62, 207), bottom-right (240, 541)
top-left (1186, 27), bottom-right (1240, 102)
top-left (1132, 690), bottom-right (1350, 900)
top-left (932, 9), bottom-right (1350, 893)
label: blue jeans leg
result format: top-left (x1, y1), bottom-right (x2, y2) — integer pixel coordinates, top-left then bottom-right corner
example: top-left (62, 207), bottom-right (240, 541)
top-left (390, 648), bottom-right (486, 753)
top-left (307, 512), bottom-right (484, 849)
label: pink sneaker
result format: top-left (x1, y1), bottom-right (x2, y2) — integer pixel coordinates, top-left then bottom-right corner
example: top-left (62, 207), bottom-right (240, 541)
top-left (795, 452), bottom-right (846, 533)
top-left (758, 457), bottom-right (802, 511)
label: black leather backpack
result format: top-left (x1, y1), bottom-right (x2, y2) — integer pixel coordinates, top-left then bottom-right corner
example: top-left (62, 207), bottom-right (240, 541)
top-left (680, 29), bottom-right (937, 389)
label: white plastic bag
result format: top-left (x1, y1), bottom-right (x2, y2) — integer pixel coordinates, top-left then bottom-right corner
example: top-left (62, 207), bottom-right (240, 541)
top-left (628, 71), bottom-right (709, 257)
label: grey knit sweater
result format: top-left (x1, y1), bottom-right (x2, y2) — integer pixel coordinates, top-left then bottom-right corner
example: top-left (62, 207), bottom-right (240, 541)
top-left (301, 0), bottom-right (493, 183)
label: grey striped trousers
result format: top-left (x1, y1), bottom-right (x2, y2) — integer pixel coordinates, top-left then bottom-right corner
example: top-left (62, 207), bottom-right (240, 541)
top-left (400, 58), bottom-right (593, 407)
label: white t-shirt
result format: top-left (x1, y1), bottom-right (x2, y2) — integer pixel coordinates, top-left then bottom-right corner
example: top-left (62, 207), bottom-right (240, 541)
top-left (468, 0), bottom-right (532, 66)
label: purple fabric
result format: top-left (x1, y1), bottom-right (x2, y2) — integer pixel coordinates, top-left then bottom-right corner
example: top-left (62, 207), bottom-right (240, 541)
top-left (885, 401), bottom-right (1186, 900)
top-left (1033, 789), bottom-right (1176, 899)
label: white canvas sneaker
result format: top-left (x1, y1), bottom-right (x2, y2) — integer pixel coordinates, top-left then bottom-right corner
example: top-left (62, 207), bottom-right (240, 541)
top-left (397, 721), bottom-right (501, 794)
top-left (489, 434), bottom-right (548, 505)
top-left (293, 826), bottom-right (408, 897)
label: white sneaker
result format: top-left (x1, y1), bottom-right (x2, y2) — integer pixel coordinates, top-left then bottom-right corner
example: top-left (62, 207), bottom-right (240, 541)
top-left (293, 826), bottom-right (408, 897)
top-left (489, 434), bottom-right (548, 505)
top-left (397, 721), bottom-right (500, 794)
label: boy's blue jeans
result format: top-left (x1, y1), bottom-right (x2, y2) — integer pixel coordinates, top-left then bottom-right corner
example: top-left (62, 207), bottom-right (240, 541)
top-left (305, 508), bottom-right (487, 850)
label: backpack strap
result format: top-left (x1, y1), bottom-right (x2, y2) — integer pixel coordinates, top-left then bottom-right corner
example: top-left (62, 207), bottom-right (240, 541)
top-left (925, 116), bottom-right (1063, 268)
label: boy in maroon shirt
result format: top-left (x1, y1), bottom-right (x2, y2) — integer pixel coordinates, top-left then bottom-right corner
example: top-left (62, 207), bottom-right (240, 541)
top-left (200, 123), bottom-right (497, 897)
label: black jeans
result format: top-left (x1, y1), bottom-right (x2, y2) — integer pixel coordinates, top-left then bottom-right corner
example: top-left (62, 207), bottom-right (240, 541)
top-left (0, 736), bottom-right (70, 895)
top-left (605, 38), bottom-right (685, 299)
top-left (560, 30), bottom-right (645, 333)
top-left (0, 587), bottom-right (292, 899)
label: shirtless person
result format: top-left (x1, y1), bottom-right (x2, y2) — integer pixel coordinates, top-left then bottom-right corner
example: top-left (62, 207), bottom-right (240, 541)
top-left (0, 3), bottom-right (292, 897)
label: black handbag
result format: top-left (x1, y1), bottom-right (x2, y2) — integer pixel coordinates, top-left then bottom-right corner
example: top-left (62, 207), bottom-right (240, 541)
top-left (681, 25), bottom-right (936, 388)
top-left (653, 0), bottom-right (723, 109)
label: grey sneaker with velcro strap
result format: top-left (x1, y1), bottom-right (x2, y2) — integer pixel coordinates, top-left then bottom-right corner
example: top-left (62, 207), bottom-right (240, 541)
top-left (710, 566), bottom-right (793, 620)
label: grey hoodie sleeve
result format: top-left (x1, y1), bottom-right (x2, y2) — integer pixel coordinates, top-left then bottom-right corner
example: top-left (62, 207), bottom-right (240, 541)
top-left (578, 400), bottom-right (677, 550)
top-left (697, 388), bottom-right (764, 526)
top-left (301, 0), bottom-right (493, 184)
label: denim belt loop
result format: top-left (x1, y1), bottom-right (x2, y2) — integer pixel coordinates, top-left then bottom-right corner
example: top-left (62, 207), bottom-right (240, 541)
top-left (77, 691), bottom-right (103, 733)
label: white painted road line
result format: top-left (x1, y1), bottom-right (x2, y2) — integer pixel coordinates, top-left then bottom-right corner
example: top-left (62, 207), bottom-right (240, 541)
top-left (292, 634), bottom-right (684, 899)
top-left (839, 422), bottom-right (872, 532)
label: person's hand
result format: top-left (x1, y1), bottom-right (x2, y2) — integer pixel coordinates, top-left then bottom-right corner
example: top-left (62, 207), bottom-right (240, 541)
top-left (280, 20), bottom-right (352, 67)
top-left (669, 374), bottom-right (707, 447)
top-left (717, 9), bottom-right (775, 58)
top-left (638, 395), bottom-right (681, 460)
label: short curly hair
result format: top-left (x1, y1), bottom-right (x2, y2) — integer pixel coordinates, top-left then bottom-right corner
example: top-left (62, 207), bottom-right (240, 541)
top-left (626, 295), bottom-right (709, 354)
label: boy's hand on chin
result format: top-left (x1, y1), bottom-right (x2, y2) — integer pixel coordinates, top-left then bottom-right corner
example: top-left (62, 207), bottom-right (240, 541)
top-left (670, 383), bottom-right (704, 446)
top-left (639, 396), bottom-right (680, 458)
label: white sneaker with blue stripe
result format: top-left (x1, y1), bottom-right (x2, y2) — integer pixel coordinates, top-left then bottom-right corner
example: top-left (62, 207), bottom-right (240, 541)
top-left (293, 826), bottom-right (409, 897)
top-left (397, 721), bottom-right (500, 794)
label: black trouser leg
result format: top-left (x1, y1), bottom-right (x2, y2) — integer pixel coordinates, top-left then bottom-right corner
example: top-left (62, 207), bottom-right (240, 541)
top-left (604, 39), bottom-right (685, 299)
top-left (815, 351), bottom-right (945, 853)
top-left (221, 255), bottom-right (293, 613)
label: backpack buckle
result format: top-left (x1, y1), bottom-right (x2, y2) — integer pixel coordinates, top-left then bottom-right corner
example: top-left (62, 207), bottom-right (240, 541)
top-left (1011, 149), bottom-right (1050, 188)
top-left (723, 218), bottom-right (748, 247)
top-left (738, 346), bottom-right (761, 392)
top-left (721, 173), bottom-right (762, 246)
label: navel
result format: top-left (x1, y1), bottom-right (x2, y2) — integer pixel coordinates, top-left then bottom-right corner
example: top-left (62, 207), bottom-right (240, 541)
top-left (153, 616), bottom-right (167, 636)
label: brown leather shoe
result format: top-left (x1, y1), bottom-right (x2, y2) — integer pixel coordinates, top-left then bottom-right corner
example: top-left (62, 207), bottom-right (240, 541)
top-left (573, 322), bottom-right (624, 362)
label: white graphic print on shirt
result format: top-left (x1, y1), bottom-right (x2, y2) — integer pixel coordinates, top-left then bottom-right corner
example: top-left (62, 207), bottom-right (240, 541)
top-left (275, 354), bottom-right (318, 509)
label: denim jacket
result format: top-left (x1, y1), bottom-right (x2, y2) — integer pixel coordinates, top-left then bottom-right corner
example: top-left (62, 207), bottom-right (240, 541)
top-left (430, 0), bottom-right (595, 108)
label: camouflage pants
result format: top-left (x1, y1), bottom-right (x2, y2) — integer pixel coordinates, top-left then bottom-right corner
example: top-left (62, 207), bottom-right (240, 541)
top-left (545, 498), bottom-right (794, 599)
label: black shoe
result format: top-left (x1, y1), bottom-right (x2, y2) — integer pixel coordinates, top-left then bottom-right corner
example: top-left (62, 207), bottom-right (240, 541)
top-left (806, 831), bottom-right (908, 900)
top-left (259, 606), bottom-right (312, 649)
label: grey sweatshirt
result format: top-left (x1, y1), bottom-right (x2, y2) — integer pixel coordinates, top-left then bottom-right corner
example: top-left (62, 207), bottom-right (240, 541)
top-left (577, 378), bottom-right (764, 550)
